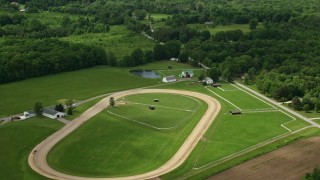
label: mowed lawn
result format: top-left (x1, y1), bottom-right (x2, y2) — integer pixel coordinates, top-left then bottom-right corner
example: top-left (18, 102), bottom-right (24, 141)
top-left (0, 66), bottom-right (158, 117)
top-left (0, 117), bottom-right (63, 180)
top-left (47, 94), bottom-right (207, 177)
top-left (109, 93), bottom-right (202, 128)
top-left (208, 83), bottom-right (274, 110)
top-left (194, 111), bottom-right (293, 168)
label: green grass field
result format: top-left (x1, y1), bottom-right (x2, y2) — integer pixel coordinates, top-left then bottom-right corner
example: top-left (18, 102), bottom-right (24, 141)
top-left (207, 83), bottom-right (274, 110)
top-left (47, 93), bottom-right (207, 177)
top-left (313, 119), bottom-right (320, 125)
top-left (151, 81), bottom-right (310, 179)
top-left (193, 111), bottom-right (293, 168)
top-left (150, 14), bottom-right (171, 21)
top-left (0, 117), bottom-right (63, 180)
top-left (61, 25), bottom-right (156, 59)
top-left (109, 93), bottom-right (201, 128)
top-left (187, 23), bottom-right (261, 34)
top-left (0, 66), bottom-right (159, 117)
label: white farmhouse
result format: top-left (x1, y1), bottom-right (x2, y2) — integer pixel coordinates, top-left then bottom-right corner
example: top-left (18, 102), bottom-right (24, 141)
top-left (20, 111), bottom-right (36, 120)
top-left (162, 75), bottom-right (177, 83)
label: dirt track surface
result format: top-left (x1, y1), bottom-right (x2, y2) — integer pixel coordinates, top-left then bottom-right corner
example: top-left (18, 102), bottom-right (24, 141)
top-left (210, 137), bottom-right (320, 180)
top-left (28, 89), bottom-right (221, 180)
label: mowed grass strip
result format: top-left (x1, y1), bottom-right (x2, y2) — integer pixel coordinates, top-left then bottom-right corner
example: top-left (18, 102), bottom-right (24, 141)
top-left (0, 117), bottom-right (63, 180)
top-left (193, 111), bottom-right (292, 168)
top-left (208, 83), bottom-right (273, 110)
top-left (109, 93), bottom-right (201, 128)
top-left (47, 95), bottom-right (207, 177)
top-left (124, 93), bottom-right (200, 110)
top-left (0, 66), bottom-right (158, 117)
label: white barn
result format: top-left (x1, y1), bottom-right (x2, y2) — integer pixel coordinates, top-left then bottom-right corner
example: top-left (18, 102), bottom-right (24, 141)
top-left (162, 75), bottom-right (177, 83)
top-left (43, 108), bottom-right (65, 119)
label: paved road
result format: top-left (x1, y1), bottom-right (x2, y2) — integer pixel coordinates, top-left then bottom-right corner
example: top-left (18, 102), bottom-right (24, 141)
top-left (28, 89), bottom-right (221, 180)
top-left (235, 82), bottom-right (320, 128)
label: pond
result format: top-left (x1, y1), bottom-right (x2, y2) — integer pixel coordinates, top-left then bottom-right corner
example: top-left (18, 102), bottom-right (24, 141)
top-left (130, 70), bottom-right (160, 79)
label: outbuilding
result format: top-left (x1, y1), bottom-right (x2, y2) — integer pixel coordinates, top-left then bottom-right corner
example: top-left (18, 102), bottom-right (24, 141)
top-left (230, 110), bottom-right (242, 115)
top-left (179, 70), bottom-right (194, 78)
top-left (204, 77), bottom-right (214, 84)
top-left (149, 106), bottom-right (155, 110)
top-left (162, 75), bottom-right (177, 83)
top-left (212, 83), bottom-right (221, 88)
top-left (43, 108), bottom-right (65, 119)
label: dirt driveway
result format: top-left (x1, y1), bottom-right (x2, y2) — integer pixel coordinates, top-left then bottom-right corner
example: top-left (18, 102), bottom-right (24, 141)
top-left (210, 137), bottom-right (320, 180)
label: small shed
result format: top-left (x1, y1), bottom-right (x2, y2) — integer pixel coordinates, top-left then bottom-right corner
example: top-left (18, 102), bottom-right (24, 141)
top-left (204, 77), bottom-right (214, 84)
top-left (179, 70), bottom-right (194, 78)
top-left (162, 75), bottom-right (177, 83)
top-left (230, 110), bottom-right (241, 115)
top-left (154, 99), bottom-right (159, 102)
top-left (212, 83), bottom-right (221, 88)
top-left (149, 106), bottom-right (155, 110)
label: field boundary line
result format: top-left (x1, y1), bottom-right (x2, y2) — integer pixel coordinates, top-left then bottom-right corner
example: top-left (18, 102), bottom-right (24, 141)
top-left (107, 108), bottom-right (194, 130)
top-left (217, 87), bottom-right (225, 91)
top-left (230, 83), bottom-right (277, 109)
top-left (108, 95), bottom-right (203, 130)
top-left (205, 87), bottom-right (242, 111)
top-left (126, 102), bottom-right (194, 112)
top-left (192, 114), bottom-right (225, 169)
top-left (191, 125), bottom-right (312, 171)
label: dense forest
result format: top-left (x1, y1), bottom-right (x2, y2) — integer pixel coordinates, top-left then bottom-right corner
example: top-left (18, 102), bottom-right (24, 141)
top-left (0, 0), bottom-right (319, 111)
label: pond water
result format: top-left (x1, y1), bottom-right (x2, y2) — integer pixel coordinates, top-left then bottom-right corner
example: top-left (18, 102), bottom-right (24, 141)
top-left (130, 70), bottom-right (160, 78)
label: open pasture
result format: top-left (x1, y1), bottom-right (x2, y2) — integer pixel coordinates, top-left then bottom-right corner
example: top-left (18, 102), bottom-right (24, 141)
top-left (193, 111), bottom-right (294, 168)
top-left (109, 93), bottom-right (201, 128)
top-left (47, 92), bottom-right (207, 177)
top-left (207, 83), bottom-right (275, 110)
top-left (0, 66), bottom-right (158, 117)
top-left (0, 118), bottom-right (63, 180)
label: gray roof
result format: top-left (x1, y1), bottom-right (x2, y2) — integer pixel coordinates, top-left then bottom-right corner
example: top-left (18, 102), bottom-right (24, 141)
top-left (164, 75), bottom-right (176, 81)
top-left (43, 108), bottom-right (61, 116)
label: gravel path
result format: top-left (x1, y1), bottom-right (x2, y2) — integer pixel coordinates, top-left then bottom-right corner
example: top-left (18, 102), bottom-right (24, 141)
top-left (28, 89), bottom-right (221, 180)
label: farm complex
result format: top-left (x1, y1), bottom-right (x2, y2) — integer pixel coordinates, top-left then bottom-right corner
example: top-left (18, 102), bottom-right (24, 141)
top-left (1, 0), bottom-right (320, 179)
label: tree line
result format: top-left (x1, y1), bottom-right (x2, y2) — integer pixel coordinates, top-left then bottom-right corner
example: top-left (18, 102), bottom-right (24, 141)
top-left (0, 38), bottom-right (107, 83)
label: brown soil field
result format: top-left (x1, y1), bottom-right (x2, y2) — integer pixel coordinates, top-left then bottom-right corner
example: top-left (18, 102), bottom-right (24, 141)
top-left (209, 137), bottom-right (320, 180)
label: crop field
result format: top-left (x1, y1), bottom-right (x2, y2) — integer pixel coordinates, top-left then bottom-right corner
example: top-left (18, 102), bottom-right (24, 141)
top-left (61, 25), bottom-right (156, 59)
top-left (47, 93), bottom-right (207, 177)
top-left (0, 117), bottom-right (63, 180)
